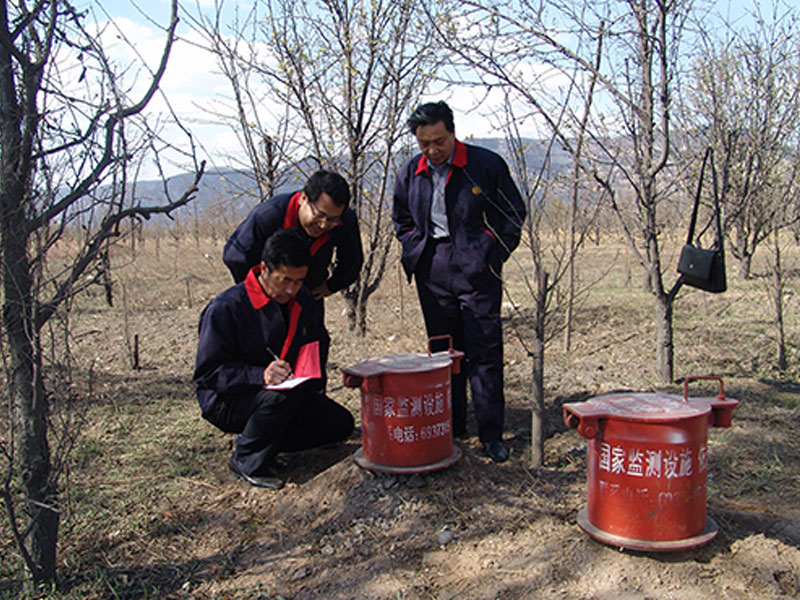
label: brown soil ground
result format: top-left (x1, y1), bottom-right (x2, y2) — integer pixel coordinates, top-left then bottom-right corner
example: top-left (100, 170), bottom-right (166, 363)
top-left (2, 235), bottom-right (800, 599)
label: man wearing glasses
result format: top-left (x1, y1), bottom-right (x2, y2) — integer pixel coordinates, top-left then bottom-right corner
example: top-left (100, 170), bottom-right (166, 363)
top-left (224, 170), bottom-right (363, 386)
top-left (223, 170), bottom-right (362, 302)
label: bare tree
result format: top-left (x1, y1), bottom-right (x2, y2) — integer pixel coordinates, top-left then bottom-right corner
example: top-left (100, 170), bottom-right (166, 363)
top-left (197, 0), bottom-right (441, 334)
top-left (0, 0), bottom-right (202, 586)
top-left (448, 0), bottom-right (690, 384)
top-left (500, 101), bottom-right (605, 468)
top-left (189, 0), bottom-right (297, 201)
top-left (688, 1), bottom-right (800, 280)
top-left (686, 1), bottom-right (800, 372)
top-left (423, 2), bottom-right (614, 466)
top-left (563, 28), bottom-right (604, 354)
top-left (580, 0), bottom-right (693, 384)
top-left (766, 228), bottom-right (789, 371)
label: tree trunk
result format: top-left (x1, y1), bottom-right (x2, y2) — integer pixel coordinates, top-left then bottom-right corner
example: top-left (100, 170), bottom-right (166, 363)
top-left (2, 215), bottom-right (59, 585)
top-left (344, 274), bottom-right (373, 337)
top-left (770, 229), bottom-right (787, 371)
top-left (654, 290), bottom-right (674, 384)
top-left (356, 295), bottom-right (367, 338)
top-left (737, 252), bottom-right (752, 280)
top-left (530, 269), bottom-right (548, 468)
top-left (563, 263), bottom-right (574, 353)
top-left (0, 22), bottom-right (59, 583)
top-left (342, 287), bottom-right (363, 337)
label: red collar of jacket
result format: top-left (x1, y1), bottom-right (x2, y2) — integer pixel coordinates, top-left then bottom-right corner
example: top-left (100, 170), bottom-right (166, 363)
top-left (281, 191), bottom-right (334, 255)
top-left (244, 265), bottom-right (303, 360)
top-left (415, 140), bottom-right (467, 176)
top-left (245, 264), bottom-right (297, 310)
top-left (282, 191), bottom-right (303, 228)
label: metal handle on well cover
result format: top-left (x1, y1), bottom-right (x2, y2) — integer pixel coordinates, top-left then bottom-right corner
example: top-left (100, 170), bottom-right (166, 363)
top-left (342, 373), bottom-right (363, 388)
top-left (427, 334), bottom-right (454, 357)
top-left (563, 408), bottom-right (598, 439)
top-left (683, 375), bottom-right (725, 402)
top-left (342, 372), bottom-right (381, 393)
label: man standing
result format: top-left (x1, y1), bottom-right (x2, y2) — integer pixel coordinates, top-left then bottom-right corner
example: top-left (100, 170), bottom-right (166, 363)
top-left (392, 101), bottom-right (526, 463)
top-left (194, 229), bottom-right (354, 489)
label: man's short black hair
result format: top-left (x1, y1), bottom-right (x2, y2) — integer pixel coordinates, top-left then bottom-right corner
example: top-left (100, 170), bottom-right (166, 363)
top-left (406, 101), bottom-right (455, 135)
top-left (303, 170), bottom-right (351, 208)
top-left (261, 229), bottom-right (311, 271)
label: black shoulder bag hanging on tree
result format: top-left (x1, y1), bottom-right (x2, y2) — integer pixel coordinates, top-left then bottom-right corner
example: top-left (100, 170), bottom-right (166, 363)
top-left (677, 147), bottom-right (727, 293)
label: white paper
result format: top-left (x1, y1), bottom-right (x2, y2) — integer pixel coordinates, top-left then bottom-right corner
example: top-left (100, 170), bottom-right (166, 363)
top-left (264, 376), bottom-right (313, 391)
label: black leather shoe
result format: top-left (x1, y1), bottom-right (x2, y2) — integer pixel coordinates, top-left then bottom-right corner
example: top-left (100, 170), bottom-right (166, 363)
top-left (229, 457), bottom-right (284, 490)
top-left (271, 455), bottom-right (290, 470)
top-left (483, 440), bottom-right (509, 463)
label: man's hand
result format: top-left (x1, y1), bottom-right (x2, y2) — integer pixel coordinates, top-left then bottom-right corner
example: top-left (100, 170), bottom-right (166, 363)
top-left (311, 282), bottom-right (333, 300)
top-left (263, 359), bottom-right (292, 385)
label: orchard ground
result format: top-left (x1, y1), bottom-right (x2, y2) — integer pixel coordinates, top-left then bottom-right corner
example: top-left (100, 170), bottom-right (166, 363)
top-left (2, 232), bottom-right (799, 599)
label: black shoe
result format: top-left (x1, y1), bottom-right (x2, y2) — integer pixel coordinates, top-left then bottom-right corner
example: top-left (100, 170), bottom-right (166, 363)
top-left (229, 457), bottom-right (284, 490)
top-left (271, 455), bottom-right (290, 470)
top-left (483, 440), bottom-right (509, 463)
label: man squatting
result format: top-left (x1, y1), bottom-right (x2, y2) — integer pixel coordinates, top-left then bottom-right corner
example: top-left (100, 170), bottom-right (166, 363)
top-left (194, 228), bottom-right (354, 489)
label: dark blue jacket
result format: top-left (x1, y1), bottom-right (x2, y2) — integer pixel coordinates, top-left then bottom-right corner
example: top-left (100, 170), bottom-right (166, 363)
top-left (193, 266), bottom-right (323, 415)
top-left (223, 191), bottom-right (363, 290)
top-left (392, 141), bottom-right (526, 285)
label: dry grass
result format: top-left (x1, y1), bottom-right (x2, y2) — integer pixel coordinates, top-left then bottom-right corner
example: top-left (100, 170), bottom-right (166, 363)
top-left (1, 231), bottom-right (799, 599)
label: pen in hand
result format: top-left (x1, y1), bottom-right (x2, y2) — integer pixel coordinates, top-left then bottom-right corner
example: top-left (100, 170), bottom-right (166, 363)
top-left (267, 346), bottom-right (294, 379)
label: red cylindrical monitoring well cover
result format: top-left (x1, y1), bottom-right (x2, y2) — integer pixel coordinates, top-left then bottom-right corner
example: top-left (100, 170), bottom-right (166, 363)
top-left (342, 336), bottom-right (464, 474)
top-left (563, 378), bottom-right (738, 551)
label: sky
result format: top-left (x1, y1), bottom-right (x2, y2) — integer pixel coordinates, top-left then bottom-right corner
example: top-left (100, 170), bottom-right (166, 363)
top-left (96, 0), bottom-right (244, 178)
top-left (99, 0), bottom-right (765, 180)
top-left (99, 0), bottom-right (557, 179)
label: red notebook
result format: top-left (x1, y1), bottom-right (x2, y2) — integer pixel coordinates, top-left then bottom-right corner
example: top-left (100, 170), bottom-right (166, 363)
top-left (265, 341), bottom-right (321, 390)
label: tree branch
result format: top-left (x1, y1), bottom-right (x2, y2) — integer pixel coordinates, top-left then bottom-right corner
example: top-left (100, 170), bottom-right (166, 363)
top-left (28, 0), bottom-right (181, 232)
top-left (36, 161), bottom-right (205, 328)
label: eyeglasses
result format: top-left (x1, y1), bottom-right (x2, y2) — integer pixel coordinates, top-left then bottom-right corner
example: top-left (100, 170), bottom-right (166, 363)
top-left (307, 200), bottom-right (343, 225)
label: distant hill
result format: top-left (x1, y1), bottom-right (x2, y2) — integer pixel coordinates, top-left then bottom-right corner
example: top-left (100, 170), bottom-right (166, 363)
top-left (134, 138), bottom-right (572, 227)
top-left (132, 170), bottom-right (280, 224)
top-left (468, 136), bottom-right (574, 174)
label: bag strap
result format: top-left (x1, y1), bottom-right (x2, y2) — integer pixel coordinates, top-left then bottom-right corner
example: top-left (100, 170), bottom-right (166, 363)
top-left (710, 149), bottom-right (723, 250)
top-left (686, 147), bottom-right (723, 250)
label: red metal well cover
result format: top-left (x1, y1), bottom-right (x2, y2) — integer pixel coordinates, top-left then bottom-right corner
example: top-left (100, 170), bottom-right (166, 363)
top-left (342, 352), bottom-right (457, 376)
top-left (569, 392), bottom-right (710, 420)
top-left (563, 379), bottom-right (739, 551)
top-left (564, 389), bottom-right (739, 440)
top-left (341, 337), bottom-right (465, 474)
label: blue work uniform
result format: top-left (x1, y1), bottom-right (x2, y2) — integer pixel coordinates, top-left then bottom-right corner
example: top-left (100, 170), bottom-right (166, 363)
top-left (193, 265), bottom-right (354, 476)
top-left (392, 140), bottom-right (526, 443)
top-left (223, 191), bottom-right (363, 290)
top-left (223, 191), bottom-right (363, 386)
